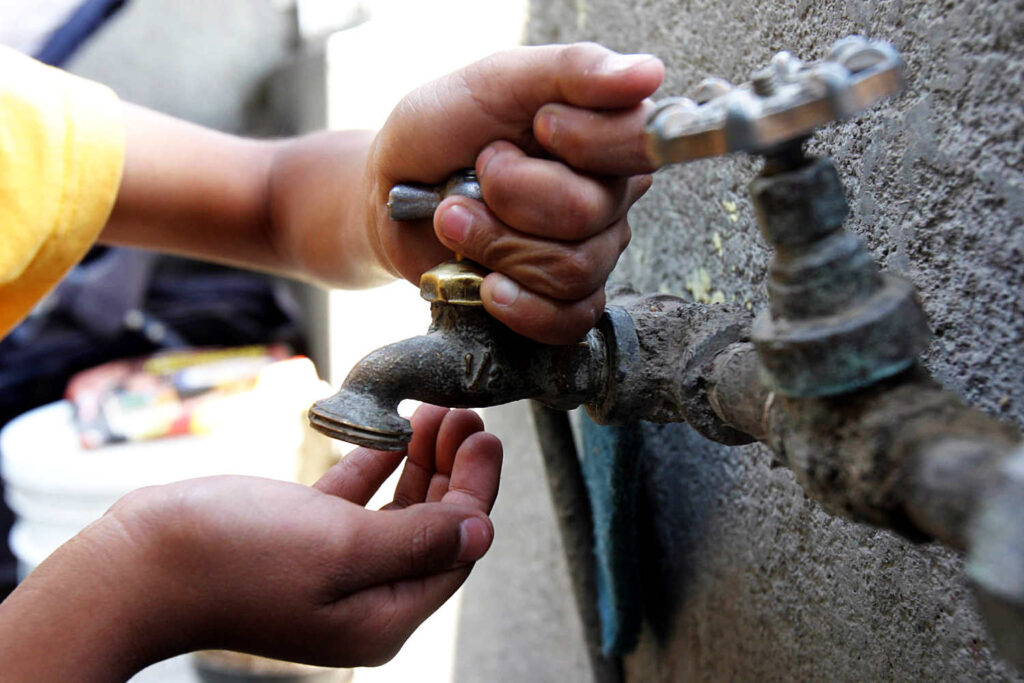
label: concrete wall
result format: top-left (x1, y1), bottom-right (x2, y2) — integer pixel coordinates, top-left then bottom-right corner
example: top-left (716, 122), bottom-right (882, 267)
top-left (68, 0), bottom-right (292, 134)
top-left (455, 1), bottom-right (1024, 680)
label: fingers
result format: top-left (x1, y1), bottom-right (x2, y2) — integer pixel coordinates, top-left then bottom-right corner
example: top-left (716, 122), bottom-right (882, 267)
top-left (334, 503), bottom-right (492, 594)
top-left (433, 143), bottom-right (646, 343)
top-left (313, 448), bottom-right (405, 505)
top-left (389, 405), bottom-right (501, 507)
top-left (433, 142), bottom-right (647, 306)
top-left (482, 274), bottom-right (608, 344)
top-left (433, 409), bottom-right (486, 477)
top-left (375, 43), bottom-right (663, 185)
top-left (441, 431), bottom-right (503, 512)
top-left (518, 42), bottom-right (664, 109)
top-left (392, 407), bottom-right (488, 507)
top-left (534, 100), bottom-right (661, 175)
top-left (389, 404), bottom-right (450, 508)
top-left (328, 472), bottom-right (499, 665)
top-left (372, 43), bottom-right (663, 345)
top-left (439, 200), bottom-right (631, 299)
top-left (472, 141), bottom-right (634, 241)
top-left (426, 427), bottom-right (503, 507)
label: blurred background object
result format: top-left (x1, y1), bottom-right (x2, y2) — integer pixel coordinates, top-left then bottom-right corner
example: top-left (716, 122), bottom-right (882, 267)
top-left (0, 0), bottom-right (128, 66)
top-left (2, 354), bottom-right (328, 579)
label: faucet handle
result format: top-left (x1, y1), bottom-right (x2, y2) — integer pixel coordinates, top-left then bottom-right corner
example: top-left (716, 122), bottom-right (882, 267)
top-left (646, 36), bottom-right (904, 166)
top-left (389, 170), bottom-right (489, 306)
top-left (387, 169), bottom-right (482, 221)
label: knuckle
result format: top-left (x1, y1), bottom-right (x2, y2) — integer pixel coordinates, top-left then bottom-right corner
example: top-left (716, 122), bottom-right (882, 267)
top-left (405, 516), bottom-right (456, 573)
top-left (619, 220), bottom-right (633, 250)
top-left (480, 173), bottom-right (518, 217)
top-left (548, 249), bottom-right (600, 300)
top-left (109, 483), bottom-right (180, 532)
top-left (560, 190), bottom-right (600, 239)
top-left (340, 450), bottom-right (373, 483)
top-left (559, 42), bottom-right (605, 71)
top-left (406, 522), bottom-right (433, 573)
top-left (329, 561), bottom-right (365, 595)
top-left (107, 485), bottom-right (154, 518)
top-left (560, 125), bottom-right (589, 162)
top-left (475, 233), bottom-right (521, 269)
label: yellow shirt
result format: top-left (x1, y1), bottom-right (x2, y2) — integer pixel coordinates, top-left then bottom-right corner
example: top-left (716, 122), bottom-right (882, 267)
top-left (0, 45), bottom-right (124, 338)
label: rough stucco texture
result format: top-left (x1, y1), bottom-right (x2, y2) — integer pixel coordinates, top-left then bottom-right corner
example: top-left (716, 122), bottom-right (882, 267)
top-left (510, 1), bottom-right (1024, 680)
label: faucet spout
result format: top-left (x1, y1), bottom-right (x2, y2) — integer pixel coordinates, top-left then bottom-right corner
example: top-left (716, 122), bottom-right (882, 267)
top-left (309, 303), bottom-right (606, 451)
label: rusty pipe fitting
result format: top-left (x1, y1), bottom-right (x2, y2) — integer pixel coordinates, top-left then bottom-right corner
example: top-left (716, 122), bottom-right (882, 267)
top-left (749, 154), bottom-right (931, 397)
top-left (765, 368), bottom-right (1020, 545)
top-left (706, 342), bottom-right (772, 443)
top-left (701, 342), bottom-right (1021, 548)
top-left (967, 445), bottom-right (1024, 669)
top-left (584, 290), bottom-right (755, 445)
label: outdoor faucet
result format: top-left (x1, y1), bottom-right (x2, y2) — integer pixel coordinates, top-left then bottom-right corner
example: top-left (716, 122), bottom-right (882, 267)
top-left (307, 39), bottom-right (1024, 667)
top-left (308, 172), bottom-right (606, 451)
top-left (309, 38), bottom-right (932, 449)
top-left (643, 36), bottom-right (1024, 667)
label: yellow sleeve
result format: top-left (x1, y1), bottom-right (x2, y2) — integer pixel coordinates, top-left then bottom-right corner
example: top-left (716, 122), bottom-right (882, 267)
top-left (0, 45), bottom-right (125, 338)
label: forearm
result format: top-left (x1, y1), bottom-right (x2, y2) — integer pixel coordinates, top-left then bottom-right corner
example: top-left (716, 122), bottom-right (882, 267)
top-left (102, 103), bottom-right (391, 288)
top-left (0, 516), bottom-right (188, 681)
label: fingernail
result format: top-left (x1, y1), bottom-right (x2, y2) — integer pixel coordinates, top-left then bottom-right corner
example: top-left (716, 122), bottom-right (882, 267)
top-left (489, 275), bottom-right (520, 307)
top-left (458, 516), bottom-right (492, 563)
top-left (439, 204), bottom-right (471, 243)
top-left (534, 111), bottom-right (558, 147)
top-left (602, 53), bottom-right (656, 74)
top-left (476, 144), bottom-right (499, 176)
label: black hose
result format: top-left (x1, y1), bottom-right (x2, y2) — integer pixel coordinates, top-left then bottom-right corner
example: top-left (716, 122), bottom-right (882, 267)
top-left (529, 401), bottom-right (622, 683)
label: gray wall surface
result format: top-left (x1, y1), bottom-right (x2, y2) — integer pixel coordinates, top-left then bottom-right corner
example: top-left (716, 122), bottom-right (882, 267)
top-left (456, 1), bottom-right (1024, 681)
top-left (67, 0), bottom-right (292, 133)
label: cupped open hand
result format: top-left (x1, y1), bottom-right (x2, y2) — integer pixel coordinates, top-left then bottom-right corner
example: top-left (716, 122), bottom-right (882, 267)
top-left (0, 405), bottom-right (501, 680)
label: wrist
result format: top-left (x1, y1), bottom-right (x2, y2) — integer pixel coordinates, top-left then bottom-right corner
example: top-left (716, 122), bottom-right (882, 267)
top-left (266, 129), bottom-right (394, 288)
top-left (0, 490), bottom-right (198, 680)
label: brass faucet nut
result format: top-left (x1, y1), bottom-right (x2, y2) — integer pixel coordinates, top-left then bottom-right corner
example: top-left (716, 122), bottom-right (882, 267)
top-left (419, 259), bottom-right (488, 306)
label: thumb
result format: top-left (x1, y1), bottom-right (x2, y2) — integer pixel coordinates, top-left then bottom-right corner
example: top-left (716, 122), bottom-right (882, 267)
top-left (333, 504), bottom-right (493, 595)
top-left (375, 42), bottom-right (664, 184)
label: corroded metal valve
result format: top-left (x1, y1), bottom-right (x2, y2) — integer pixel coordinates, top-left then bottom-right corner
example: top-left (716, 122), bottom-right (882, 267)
top-left (645, 36), bottom-right (904, 164)
top-left (646, 36), bottom-right (930, 397)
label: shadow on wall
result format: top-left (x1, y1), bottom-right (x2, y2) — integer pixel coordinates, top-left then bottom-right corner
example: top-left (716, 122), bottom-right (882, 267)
top-left (635, 421), bottom-right (739, 642)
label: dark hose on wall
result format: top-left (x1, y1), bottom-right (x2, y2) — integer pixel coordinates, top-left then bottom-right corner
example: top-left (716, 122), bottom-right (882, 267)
top-left (530, 402), bottom-right (622, 683)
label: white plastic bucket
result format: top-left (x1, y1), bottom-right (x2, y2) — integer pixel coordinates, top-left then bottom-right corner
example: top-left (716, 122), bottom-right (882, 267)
top-left (1, 359), bottom-right (324, 578)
